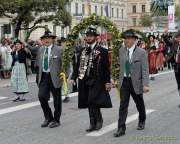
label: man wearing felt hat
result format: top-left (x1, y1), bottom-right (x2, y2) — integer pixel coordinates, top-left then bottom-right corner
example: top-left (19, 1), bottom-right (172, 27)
top-left (113, 29), bottom-right (149, 137)
top-left (71, 25), bottom-right (112, 132)
top-left (171, 30), bottom-right (180, 108)
top-left (29, 30), bottom-right (62, 128)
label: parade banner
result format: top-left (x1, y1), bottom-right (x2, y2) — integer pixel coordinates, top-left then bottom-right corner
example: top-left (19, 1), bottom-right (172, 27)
top-left (168, 5), bottom-right (175, 30)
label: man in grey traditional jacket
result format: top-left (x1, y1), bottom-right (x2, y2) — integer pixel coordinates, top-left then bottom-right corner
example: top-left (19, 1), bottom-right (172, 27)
top-left (114, 29), bottom-right (149, 137)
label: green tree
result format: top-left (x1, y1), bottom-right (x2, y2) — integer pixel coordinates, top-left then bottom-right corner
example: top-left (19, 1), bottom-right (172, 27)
top-left (175, 4), bottom-right (180, 20)
top-left (0, 0), bottom-right (71, 38)
top-left (139, 14), bottom-right (153, 27)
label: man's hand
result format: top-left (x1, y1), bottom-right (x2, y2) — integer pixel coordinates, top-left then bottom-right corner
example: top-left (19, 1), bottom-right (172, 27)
top-left (111, 79), bottom-right (118, 88)
top-left (59, 73), bottom-right (64, 80)
top-left (143, 86), bottom-right (150, 93)
top-left (60, 76), bottom-right (64, 80)
top-left (105, 83), bottom-right (111, 91)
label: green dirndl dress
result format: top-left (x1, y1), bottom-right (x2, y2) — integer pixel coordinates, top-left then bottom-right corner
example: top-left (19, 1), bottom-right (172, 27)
top-left (11, 62), bottom-right (29, 94)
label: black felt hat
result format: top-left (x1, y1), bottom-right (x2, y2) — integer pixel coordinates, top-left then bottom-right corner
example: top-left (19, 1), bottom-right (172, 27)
top-left (85, 26), bottom-right (99, 36)
top-left (122, 29), bottom-right (138, 39)
top-left (40, 30), bottom-right (56, 39)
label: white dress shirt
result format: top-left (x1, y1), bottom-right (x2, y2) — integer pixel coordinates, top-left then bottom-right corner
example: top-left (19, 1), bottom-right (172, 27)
top-left (42, 44), bottom-right (53, 72)
top-left (128, 43), bottom-right (136, 61)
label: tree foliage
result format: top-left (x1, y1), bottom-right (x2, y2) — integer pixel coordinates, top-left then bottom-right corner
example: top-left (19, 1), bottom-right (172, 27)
top-left (175, 4), bottom-right (180, 20)
top-left (139, 14), bottom-right (153, 27)
top-left (0, 0), bottom-right (71, 37)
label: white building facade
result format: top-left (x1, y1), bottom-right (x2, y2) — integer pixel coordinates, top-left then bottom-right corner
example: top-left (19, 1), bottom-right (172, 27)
top-left (70, 0), bottom-right (127, 32)
top-left (0, 0), bottom-right (128, 41)
top-left (126, 0), bottom-right (151, 30)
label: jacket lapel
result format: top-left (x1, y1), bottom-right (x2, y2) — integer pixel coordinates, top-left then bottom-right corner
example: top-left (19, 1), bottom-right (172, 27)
top-left (131, 46), bottom-right (138, 63)
top-left (120, 47), bottom-right (126, 74)
top-left (122, 47), bottom-right (126, 65)
top-left (50, 44), bottom-right (55, 63)
top-left (39, 47), bottom-right (45, 69)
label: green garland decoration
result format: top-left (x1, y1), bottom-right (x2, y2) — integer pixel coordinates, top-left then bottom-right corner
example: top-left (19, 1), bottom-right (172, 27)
top-left (62, 15), bottom-right (147, 79)
top-left (62, 15), bottom-right (122, 79)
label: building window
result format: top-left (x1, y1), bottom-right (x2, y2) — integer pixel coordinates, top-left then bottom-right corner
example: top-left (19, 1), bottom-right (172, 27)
top-left (53, 25), bottom-right (56, 35)
top-left (121, 9), bottom-right (124, 18)
top-left (88, 4), bottom-right (91, 15)
top-left (75, 3), bottom-right (78, 15)
top-left (3, 24), bottom-right (11, 34)
top-left (66, 3), bottom-right (71, 13)
top-left (132, 5), bottom-right (136, 13)
top-left (132, 18), bottom-right (137, 26)
top-left (117, 8), bottom-right (119, 18)
top-left (61, 27), bottom-right (64, 37)
top-left (111, 8), bottom-right (114, 17)
top-left (101, 6), bottom-right (103, 16)
top-left (95, 5), bottom-right (98, 14)
top-left (82, 4), bottom-right (85, 15)
top-left (142, 5), bottom-right (146, 12)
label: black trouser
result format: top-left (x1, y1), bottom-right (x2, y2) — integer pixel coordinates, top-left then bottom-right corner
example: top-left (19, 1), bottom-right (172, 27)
top-left (38, 72), bottom-right (62, 123)
top-left (72, 81), bottom-right (78, 93)
top-left (88, 108), bottom-right (103, 126)
top-left (174, 64), bottom-right (180, 90)
top-left (118, 77), bottom-right (146, 129)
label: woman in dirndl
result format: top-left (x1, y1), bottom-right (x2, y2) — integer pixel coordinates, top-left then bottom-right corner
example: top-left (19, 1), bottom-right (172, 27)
top-left (11, 39), bottom-right (31, 102)
top-left (0, 38), bottom-right (12, 78)
top-left (156, 41), bottom-right (165, 71)
top-left (147, 35), bottom-right (158, 80)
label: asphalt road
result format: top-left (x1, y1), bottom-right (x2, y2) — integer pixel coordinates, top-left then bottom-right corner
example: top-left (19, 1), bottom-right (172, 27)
top-left (0, 71), bottom-right (180, 144)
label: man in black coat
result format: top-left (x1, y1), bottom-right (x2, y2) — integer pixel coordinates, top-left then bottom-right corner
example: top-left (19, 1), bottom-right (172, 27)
top-left (71, 26), bottom-right (112, 132)
top-left (171, 31), bottom-right (180, 107)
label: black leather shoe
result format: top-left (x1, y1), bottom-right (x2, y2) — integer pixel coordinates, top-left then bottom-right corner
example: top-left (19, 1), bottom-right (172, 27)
top-left (41, 119), bottom-right (52, 128)
top-left (137, 121), bottom-right (145, 130)
top-left (63, 97), bottom-right (70, 103)
top-left (95, 122), bottom-right (103, 130)
top-left (48, 121), bottom-right (60, 128)
top-left (12, 97), bottom-right (20, 102)
top-left (113, 128), bottom-right (125, 137)
top-left (86, 125), bottom-right (96, 132)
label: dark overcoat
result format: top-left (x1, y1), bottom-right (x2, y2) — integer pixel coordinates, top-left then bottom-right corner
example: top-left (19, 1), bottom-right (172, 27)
top-left (72, 44), bottom-right (112, 108)
top-left (171, 40), bottom-right (180, 71)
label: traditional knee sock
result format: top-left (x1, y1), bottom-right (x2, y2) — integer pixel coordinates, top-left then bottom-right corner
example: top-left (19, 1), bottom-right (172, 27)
top-left (16, 94), bottom-right (20, 98)
top-left (12, 94), bottom-right (20, 101)
top-left (20, 94), bottom-right (25, 100)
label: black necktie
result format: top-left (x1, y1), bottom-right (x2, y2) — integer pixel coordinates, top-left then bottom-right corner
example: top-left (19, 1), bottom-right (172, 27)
top-left (86, 45), bottom-right (92, 54)
top-left (43, 47), bottom-right (49, 70)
